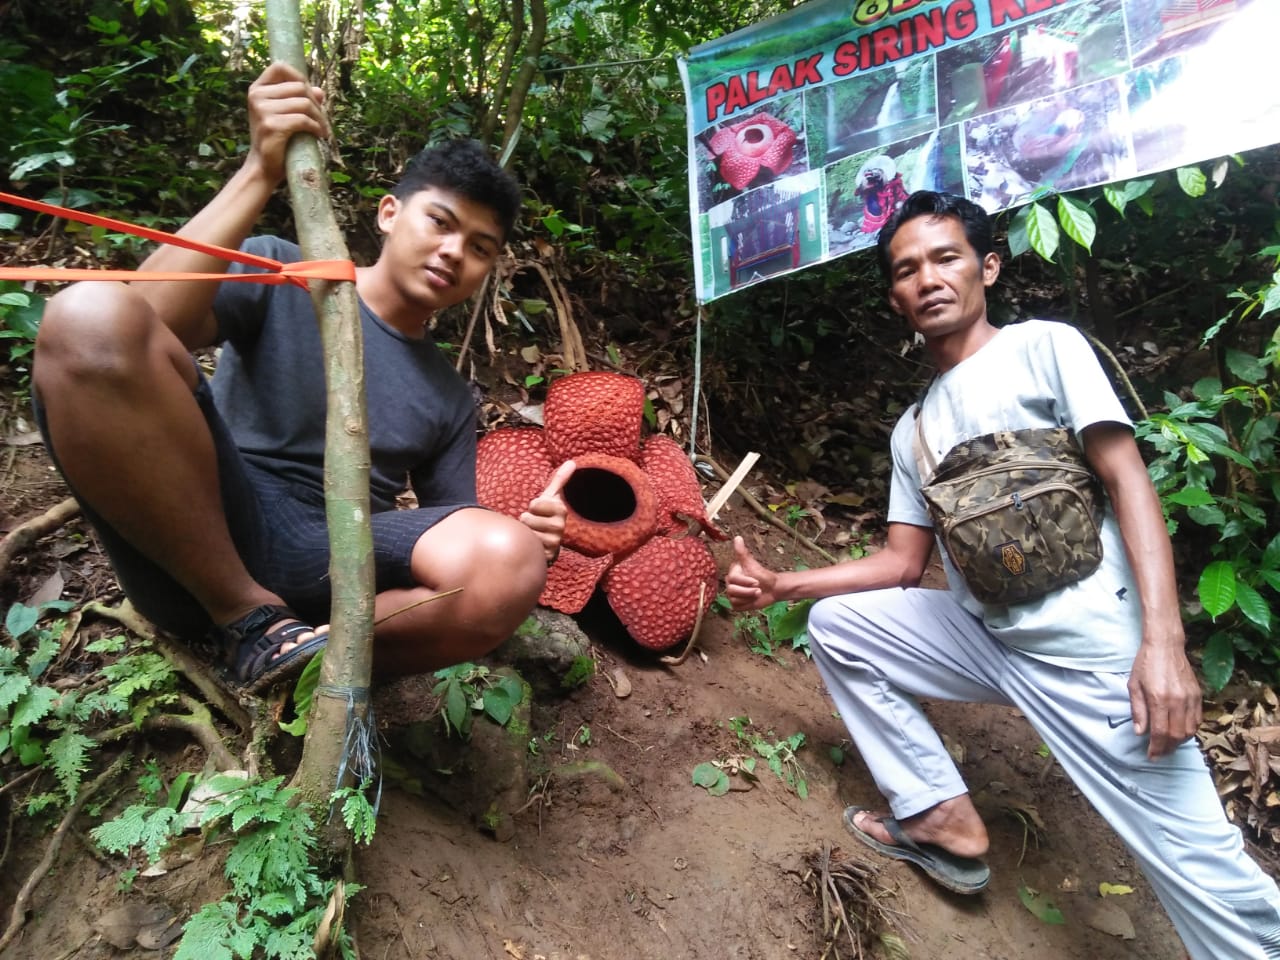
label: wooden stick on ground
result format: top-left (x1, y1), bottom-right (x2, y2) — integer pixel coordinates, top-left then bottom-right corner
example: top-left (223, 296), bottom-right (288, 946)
top-left (704, 451), bottom-right (759, 521)
top-left (695, 454), bottom-right (839, 565)
top-left (0, 496), bottom-right (79, 581)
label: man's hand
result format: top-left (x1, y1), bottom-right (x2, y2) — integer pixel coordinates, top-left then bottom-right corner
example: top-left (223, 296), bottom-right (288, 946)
top-left (725, 535), bottom-right (781, 611)
top-left (520, 460), bottom-right (575, 564)
top-left (1128, 638), bottom-right (1202, 759)
top-left (246, 62), bottom-right (330, 185)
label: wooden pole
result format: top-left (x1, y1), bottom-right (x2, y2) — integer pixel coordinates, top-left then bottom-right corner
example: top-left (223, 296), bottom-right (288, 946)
top-left (263, 0), bottom-right (376, 831)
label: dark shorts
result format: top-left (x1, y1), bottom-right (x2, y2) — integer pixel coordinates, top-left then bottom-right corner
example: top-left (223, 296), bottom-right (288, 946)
top-left (34, 375), bottom-right (470, 638)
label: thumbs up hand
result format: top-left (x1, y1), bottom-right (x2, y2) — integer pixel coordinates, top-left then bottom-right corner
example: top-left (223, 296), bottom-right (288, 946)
top-left (725, 535), bottom-right (779, 611)
top-left (520, 460), bottom-right (575, 564)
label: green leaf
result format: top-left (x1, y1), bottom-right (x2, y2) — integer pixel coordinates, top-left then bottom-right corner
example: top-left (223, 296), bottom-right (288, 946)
top-left (1224, 348), bottom-right (1268, 385)
top-left (4, 604), bottom-right (38, 640)
top-left (174, 901), bottom-right (239, 960)
top-left (1017, 885), bottom-right (1066, 924)
top-left (0, 673), bottom-right (32, 712)
top-left (482, 686), bottom-right (514, 726)
top-left (1200, 631), bottom-right (1236, 692)
top-left (1007, 206), bottom-right (1031, 258)
top-left (1102, 184), bottom-right (1128, 218)
top-left (444, 680), bottom-right (468, 735)
top-left (691, 762), bottom-right (729, 797)
top-left (1176, 165), bottom-right (1207, 197)
top-left (767, 599), bottom-right (814, 642)
top-left (1198, 561), bottom-right (1237, 619)
top-left (1165, 487), bottom-right (1215, 507)
top-left (1233, 581), bottom-right (1272, 632)
top-left (1262, 532), bottom-right (1280, 572)
top-left (1056, 195), bottom-right (1096, 253)
top-left (1024, 202), bottom-right (1060, 261)
top-left (279, 649), bottom-right (324, 737)
top-left (12, 685), bottom-right (58, 729)
top-left (49, 728), bottom-right (95, 799)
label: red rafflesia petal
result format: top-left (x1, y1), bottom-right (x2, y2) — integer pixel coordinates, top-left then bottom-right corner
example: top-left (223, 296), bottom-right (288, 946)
top-left (562, 452), bottom-right (658, 558)
top-left (640, 435), bottom-right (726, 540)
top-left (707, 111), bottom-right (797, 191)
top-left (540, 547), bottom-right (613, 614)
top-left (544, 371), bottom-right (645, 464)
top-left (603, 536), bottom-right (718, 651)
top-left (475, 428), bottom-right (553, 518)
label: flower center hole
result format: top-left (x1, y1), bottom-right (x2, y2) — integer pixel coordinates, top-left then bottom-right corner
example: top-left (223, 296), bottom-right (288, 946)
top-left (564, 468), bottom-right (637, 523)
top-left (742, 127), bottom-right (766, 144)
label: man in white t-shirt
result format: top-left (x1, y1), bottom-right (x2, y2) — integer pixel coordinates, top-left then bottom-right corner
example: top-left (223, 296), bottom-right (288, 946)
top-left (727, 191), bottom-right (1280, 959)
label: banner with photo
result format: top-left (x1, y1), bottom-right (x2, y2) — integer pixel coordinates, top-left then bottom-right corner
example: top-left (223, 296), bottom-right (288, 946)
top-left (677, 0), bottom-right (1280, 303)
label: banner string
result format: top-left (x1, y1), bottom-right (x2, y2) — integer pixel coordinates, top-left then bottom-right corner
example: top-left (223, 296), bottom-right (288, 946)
top-left (0, 191), bottom-right (355, 288)
top-left (689, 302), bottom-right (704, 461)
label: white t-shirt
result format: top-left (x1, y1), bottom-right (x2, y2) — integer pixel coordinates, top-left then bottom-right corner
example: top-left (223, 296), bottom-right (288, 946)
top-left (887, 319), bottom-right (1143, 672)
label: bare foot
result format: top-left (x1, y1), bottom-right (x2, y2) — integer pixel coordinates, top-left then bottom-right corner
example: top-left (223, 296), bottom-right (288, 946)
top-left (853, 794), bottom-right (989, 859)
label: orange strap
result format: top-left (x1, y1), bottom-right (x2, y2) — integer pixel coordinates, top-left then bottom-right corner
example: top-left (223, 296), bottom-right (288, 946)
top-left (0, 191), bottom-right (356, 289)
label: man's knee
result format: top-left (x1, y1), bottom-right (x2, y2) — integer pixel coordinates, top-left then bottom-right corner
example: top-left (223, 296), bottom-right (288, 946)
top-left (413, 509), bottom-right (546, 606)
top-left (35, 282), bottom-right (169, 386)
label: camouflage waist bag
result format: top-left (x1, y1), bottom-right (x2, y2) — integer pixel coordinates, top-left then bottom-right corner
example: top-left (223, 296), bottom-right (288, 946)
top-left (913, 419), bottom-right (1104, 605)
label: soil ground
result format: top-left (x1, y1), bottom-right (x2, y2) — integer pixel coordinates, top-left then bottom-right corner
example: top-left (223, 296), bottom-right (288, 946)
top-left (0, 401), bottom-right (1252, 960)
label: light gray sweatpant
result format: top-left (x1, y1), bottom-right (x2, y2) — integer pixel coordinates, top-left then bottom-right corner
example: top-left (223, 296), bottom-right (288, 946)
top-left (807, 587), bottom-right (1280, 960)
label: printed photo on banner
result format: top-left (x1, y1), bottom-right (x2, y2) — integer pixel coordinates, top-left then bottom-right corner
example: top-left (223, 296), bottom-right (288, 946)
top-left (825, 127), bottom-right (965, 257)
top-left (938, 0), bottom-right (1127, 126)
top-left (699, 170), bottom-right (824, 292)
top-left (678, 0), bottom-right (1280, 303)
top-left (964, 78), bottom-right (1133, 211)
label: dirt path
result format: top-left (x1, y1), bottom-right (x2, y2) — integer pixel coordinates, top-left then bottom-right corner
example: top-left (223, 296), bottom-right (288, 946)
top-left (347, 530), bottom-right (1188, 960)
top-left (0, 440), bottom-right (1206, 960)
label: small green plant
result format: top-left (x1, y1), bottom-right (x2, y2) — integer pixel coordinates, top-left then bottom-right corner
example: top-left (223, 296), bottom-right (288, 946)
top-left (0, 283), bottom-right (46, 392)
top-left (431, 663), bottom-right (527, 738)
top-left (92, 772), bottom-right (363, 959)
top-left (1136, 257), bottom-right (1279, 690)
top-left (691, 716), bottom-right (809, 799)
top-left (725, 597), bottom-right (815, 663)
top-left (2, 601), bottom-right (175, 810)
top-left (561, 654), bottom-right (595, 690)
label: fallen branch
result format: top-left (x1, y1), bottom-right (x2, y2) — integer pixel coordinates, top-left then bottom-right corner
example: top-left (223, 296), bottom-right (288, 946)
top-left (0, 496), bottom-right (79, 581)
top-left (695, 454), bottom-right (838, 565)
top-left (0, 749), bottom-right (132, 954)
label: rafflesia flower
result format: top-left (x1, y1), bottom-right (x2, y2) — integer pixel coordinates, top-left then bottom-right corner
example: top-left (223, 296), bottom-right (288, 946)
top-left (708, 111), bottom-right (799, 191)
top-left (476, 371), bottom-right (726, 651)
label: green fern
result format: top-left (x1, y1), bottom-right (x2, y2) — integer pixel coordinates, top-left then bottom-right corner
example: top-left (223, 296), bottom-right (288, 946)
top-left (91, 803), bottom-right (183, 862)
top-left (48, 727), bottom-right (95, 799)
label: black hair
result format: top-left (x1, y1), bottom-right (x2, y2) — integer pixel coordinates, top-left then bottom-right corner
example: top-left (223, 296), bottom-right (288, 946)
top-left (392, 139), bottom-right (522, 242)
top-left (875, 191), bottom-right (994, 279)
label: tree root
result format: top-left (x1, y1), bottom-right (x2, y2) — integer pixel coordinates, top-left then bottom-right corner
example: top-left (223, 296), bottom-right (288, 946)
top-left (0, 496), bottom-right (79, 582)
top-left (0, 749), bottom-right (132, 954)
top-left (97, 694), bottom-right (239, 772)
top-left (83, 599), bottom-right (252, 735)
top-left (659, 582), bottom-right (708, 667)
top-left (695, 454), bottom-right (838, 565)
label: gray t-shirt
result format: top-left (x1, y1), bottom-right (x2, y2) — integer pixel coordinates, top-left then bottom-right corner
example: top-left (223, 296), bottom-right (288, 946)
top-left (210, 236), bottom-right (477, 514)
top-left (887, 319), bottom-right (1143, 672)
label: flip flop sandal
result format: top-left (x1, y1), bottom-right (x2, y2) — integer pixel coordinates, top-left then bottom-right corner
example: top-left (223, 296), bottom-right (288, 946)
top-left (843, 805), bottom-right (991, 895)
top-left (215, 604), bottom-right (328, 696)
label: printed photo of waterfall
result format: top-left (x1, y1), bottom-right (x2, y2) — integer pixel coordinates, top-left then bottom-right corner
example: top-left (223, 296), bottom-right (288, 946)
top-left (804, 58), bottom-right (936, 169)
top-left (824, 127), bottom-right (964, 257)
top-left (937, 0), bottom-right (1128, 126)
